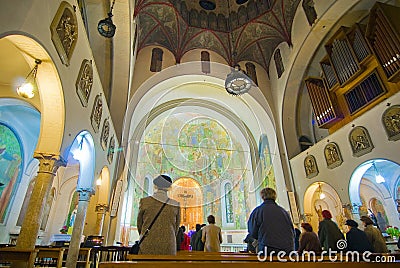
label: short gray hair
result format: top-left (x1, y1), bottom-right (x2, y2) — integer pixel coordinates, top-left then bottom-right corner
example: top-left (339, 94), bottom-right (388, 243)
top-left (260, 187), bottom-right (276, 201)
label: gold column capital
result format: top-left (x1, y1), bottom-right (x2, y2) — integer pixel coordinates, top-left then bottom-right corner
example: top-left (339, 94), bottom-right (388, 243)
top-left (33, 152), bottom-right (66, 175)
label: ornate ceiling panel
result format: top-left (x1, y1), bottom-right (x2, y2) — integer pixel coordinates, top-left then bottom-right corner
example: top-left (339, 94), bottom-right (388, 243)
top-left (135, 0), bottom-right (301, 71)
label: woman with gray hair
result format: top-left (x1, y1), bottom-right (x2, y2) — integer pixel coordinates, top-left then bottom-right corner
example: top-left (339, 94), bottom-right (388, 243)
top-left (248, 187), bottom-right (295, 255)
top-left (137, 174), bottom-right (180, 255)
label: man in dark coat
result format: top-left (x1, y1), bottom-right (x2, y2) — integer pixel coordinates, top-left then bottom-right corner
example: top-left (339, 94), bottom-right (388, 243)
top-left (345, 219), bottom-right (372, 253)
top-left (248, 187), bottom-right (295, 255)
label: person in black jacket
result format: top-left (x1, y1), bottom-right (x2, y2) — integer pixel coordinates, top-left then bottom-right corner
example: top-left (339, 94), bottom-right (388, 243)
top-left (345, 219), bottom-right (372, 253)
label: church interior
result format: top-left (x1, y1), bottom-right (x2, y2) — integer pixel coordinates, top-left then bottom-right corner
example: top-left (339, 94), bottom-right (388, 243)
top-left (1, 0), bottom-right (400, 266)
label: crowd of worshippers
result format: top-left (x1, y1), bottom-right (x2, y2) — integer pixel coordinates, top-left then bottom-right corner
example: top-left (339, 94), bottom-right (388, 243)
top-left (135, 174), bottom-right (393, 255)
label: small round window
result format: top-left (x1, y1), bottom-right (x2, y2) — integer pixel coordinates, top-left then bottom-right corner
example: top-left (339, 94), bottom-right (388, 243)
top-left (199, 0), bottom-right (216, 11)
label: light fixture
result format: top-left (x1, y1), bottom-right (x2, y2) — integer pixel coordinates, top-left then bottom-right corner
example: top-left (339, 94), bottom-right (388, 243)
top-left (317, 183), bottom-right (326, 199)
top-left (224, 1), bottom-right (253, 95)
top-left (372, 162), bottom-right (385, 184)
top-left (98, 0), bottom-right (116, 38)
top-left (16, 59), bottom-right (41, 99)
top-left (96, 178), bottom-right (102, 186)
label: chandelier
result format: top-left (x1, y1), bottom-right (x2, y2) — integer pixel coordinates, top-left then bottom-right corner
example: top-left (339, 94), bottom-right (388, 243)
top-left (224, 1), bottom-right (253, 95)
top-left (98, 0), bottom-right (116, 38)
top-left (16, 59), bottom-right (42, 99)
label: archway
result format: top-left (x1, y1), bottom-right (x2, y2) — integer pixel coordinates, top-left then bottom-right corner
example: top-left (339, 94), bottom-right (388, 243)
top-left (170, 177), bottom-right (203, 230)
top-left (303, 182), bottom-right (344, 232)
top-left (349, 159), bottom-right (400, 231)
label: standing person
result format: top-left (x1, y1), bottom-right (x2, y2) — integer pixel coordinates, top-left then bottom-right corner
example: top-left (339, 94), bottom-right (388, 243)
top-left (345, 219), bottom-right (372, 253)
top-left (294, 226), bottom-right (301, 251)
top-left (137, 174), bottom-right (180, 255)
top-left (360, 216), bottom-right (388, 253)
top-left (176, 226), bottom-right (184, 251)
top-left (201, 215), bottom-right (222, 252)
top-left (298, 223), bottom-right (322, 254)
top-left (190, 224), bottom-right (202, 251)
top-left (180, 225), bottom-right (190, 250)
top-left (248, 187), bottom-right (295, 255)
top-left (318, 210), bottom-right (344, 251)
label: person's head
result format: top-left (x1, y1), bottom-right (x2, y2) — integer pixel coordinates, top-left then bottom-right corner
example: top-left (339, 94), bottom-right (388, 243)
top-left (195, 224), bottom-right (202, 232)
top-left (345, 219), bottom-right (358, 229)
top-left (207, 215), bottom-right (215, 224)
top-left (360, 216), bottom-right (374, 226)
top-left (321, 210), bottom-right (332, 219)
top-left (153, 174), bottom-right (172, 190)
top-left (260, 187), bottom-right (276, 201)
top-left (180, 225), bottom-right (186, 232)
top-left (301, 222), bottom-right (313, 232)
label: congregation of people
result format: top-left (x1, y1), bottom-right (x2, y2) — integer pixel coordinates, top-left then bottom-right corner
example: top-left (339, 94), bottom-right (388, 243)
top-left (135, 174), bottom-right (391, 255)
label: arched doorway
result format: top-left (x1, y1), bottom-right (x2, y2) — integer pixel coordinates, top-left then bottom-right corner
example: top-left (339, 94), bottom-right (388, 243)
top-left (170, 177), bottom-right (203, 230)
top-left (303, 182), bottom-right (344, 232)
top-left (349, 159), bottom-right (400, 231)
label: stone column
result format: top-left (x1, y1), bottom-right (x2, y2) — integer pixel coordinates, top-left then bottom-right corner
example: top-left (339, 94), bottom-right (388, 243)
top-left (95, 204), bottom-right (109, 235)
top-left (16, 153), bottom-right (63, 250)
top-left (66, 190), bottom-right (91, 268)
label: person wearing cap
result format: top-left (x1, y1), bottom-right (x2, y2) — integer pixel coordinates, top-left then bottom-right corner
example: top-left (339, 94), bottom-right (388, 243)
top-left (298, 222), bottom-right (322, 254)
top-left (360, 216), bottom-right (388, 253)
top-left (137, 174), bottom-right (180, 255)
top-left (318, 210), bottom-right (344, 251)
top-left (345, 219), bottom-right (372, 253)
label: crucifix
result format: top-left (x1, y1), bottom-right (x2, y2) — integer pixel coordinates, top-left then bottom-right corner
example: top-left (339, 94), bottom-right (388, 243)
top-left (178, 190), bottom-right (193, 223)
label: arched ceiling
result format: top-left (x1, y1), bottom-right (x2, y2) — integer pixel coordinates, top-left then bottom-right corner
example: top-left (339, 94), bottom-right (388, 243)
top-left (134, 0), bottom-right (301, 71)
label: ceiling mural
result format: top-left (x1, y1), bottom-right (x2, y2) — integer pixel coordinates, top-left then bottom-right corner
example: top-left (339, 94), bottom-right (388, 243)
top-left (134, 0), bottom-right (301, 71)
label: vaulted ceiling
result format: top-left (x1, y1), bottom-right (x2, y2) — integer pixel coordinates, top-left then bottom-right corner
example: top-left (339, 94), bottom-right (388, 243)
top-left (134, 0), bottom-right (301, 72)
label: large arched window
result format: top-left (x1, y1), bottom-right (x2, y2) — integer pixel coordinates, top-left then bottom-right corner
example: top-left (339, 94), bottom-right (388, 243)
top-left (150, 48), bottom-right (163, 72)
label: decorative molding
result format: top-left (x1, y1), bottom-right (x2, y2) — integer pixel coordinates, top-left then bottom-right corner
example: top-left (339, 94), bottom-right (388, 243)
top-left (50, 1), bottom-right (78, 66)
top-left (107, 136), bottom-right (115, 164)
top-left (382, 104), bottom-right (400, 141)
top-left (304, 155), bottom-right (318, 179)
top-left (75, 59), bottom-right (93, 107)
top-left (100, 118), bottom-right (110, 150)
top-left (90, 94), bottom-right (103, 133)
top-left (348, 126), bottom-right (374, 157)
top-left (324, 142), bottom-right (343, 169)
top-left (33, 152), bottom-right (65, 175)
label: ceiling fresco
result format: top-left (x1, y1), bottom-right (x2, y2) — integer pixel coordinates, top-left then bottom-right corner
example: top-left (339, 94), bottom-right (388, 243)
top-left (134, 0), bottom-right (301, 71)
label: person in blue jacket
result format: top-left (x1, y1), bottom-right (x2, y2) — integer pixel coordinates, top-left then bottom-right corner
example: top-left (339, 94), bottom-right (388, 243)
top-left (248, 187), bottom-right (295, 255)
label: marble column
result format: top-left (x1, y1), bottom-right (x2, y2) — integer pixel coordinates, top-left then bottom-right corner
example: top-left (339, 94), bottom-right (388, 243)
top-left (95, 204), bottom-right (109, 236)
top-left (16, 153), bottom-right (63, 250)
top-left (66, 191), bottom-right (91, 268)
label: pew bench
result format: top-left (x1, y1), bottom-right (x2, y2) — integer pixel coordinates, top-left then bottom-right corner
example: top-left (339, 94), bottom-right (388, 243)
top-left (99, 261), bottom-right (395, 268)
top-left (0, 248), bottom-right (38, 268)
top-left (63, 248), bottom-right (92, 268)
top-left (34, 247), bottom-right (65, 268)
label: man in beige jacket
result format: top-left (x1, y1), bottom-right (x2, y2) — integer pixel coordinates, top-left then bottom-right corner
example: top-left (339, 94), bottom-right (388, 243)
top-left (201, 215), bottom-right (222, 252)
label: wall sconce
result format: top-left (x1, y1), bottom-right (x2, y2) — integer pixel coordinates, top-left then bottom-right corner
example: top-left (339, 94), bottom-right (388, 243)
top-left (317, 183), bottom-right (326, 199)
top-left (96, 177), bottom-right (102, 186)
top-left (16, 59), bottom-right (42, 98)
top-left (372, 162), bottom-right (385, 184)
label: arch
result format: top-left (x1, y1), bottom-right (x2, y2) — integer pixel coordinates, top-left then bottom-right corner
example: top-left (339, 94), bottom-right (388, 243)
top-left (303, 182), bottom-right (343, 231)
top-left (97, 166), bottom-right (110, 204)
top-left (220, 180), bottom-right (234, 226)
top-left (170, 177), bottom-right (203, 229)
top-left (69, 131), bottom-right (96, 192)
top-left (2, 35), bottom-right (64, 155)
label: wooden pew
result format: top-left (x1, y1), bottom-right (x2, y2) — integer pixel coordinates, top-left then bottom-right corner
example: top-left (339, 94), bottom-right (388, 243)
top-left (99, 261), bottom-right (395, 268)
top-left (62, 248), bottom-right (92, 268)
top-left (0, 248), bottom-right (38, 268)
top-left (35, 247), bottom-right (65, 268)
